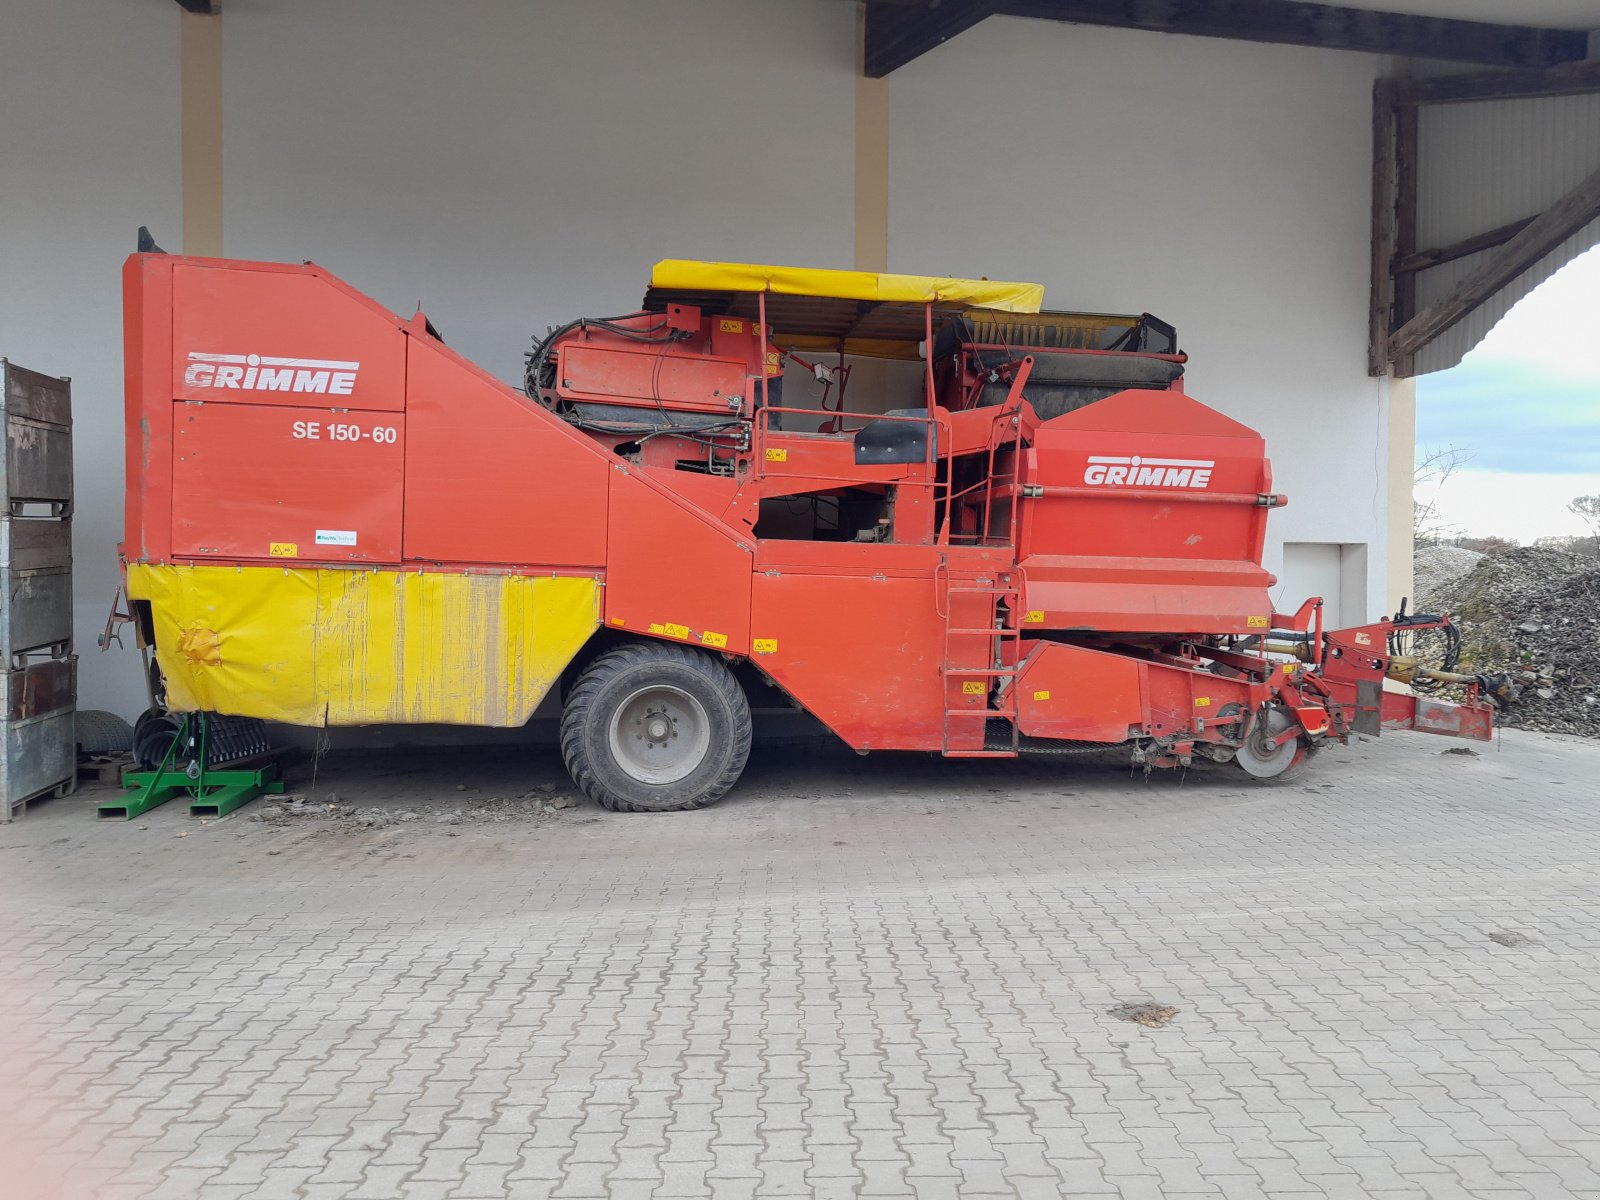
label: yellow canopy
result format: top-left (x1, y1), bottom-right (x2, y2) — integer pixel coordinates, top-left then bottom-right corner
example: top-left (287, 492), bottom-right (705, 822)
top-left (649, 260), bottom-right (1045, 314)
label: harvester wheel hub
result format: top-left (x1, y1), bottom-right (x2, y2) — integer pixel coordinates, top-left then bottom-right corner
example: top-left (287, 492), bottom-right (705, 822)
top-left (1235, 706), bottom-right (1312, 782)
top-left (609, 684), bottom-right (711, 786)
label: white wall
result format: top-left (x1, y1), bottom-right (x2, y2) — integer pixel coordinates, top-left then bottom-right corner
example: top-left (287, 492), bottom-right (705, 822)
top-left (1, 0), bottom-right (181, 720)
top-left (9, 2), bottom-right (1401, 717)
top-left (222, 0), bottom-right (859, 386)
top-left (888, 16), bottom-right (1392, 622)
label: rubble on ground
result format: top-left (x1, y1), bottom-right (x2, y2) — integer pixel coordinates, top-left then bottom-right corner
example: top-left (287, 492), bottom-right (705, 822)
top-left (1415, 543), bottom-right (1600, 739)
top-left (249, 783), bottom-right (581, 829)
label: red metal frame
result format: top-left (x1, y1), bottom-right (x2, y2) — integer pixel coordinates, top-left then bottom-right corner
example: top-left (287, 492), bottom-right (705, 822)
top-left (123, 253), bottom-right (1496, 771)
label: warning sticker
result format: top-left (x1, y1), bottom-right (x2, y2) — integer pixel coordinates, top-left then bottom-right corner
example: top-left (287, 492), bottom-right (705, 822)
top-left (1247, 614), bottom-right (1269, 628)
top-left (269, 542), bottom-right (298, 558)
top-left (1033, 689), bottom-right (1051, 702)
top-left (647, 622), bottom-right (691, 639)
top-left (1194, 696), bottom-right (1212, 707)
top-left (1024, 610), bottom-right (1045, 624)
top-left (765, 448), bottom-right (788, 463)
top-left (719, 319), bottom-right (744, 334)
top-left (752, 638), bottom-right (778, 655)
top-left (961, 681), bottom-right (985, 695)
top-left (700, 630), bottom-right (729, 649)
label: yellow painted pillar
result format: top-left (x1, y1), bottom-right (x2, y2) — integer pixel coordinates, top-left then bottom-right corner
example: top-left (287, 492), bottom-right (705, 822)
top-left (1387, 374), bottom-right (1417, 615)
top-left (181, 7), bottom-right (223, 256)
top-left (854, 4), bottom-right (888, 273)
top-left (851, 5), bottom-right (893, 410)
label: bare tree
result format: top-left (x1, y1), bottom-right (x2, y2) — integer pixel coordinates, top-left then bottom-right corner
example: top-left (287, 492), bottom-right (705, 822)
top-left (1413, 445), bottom-right (1471, 545)
top-left (1567, 494), bottom-right (1600, 557)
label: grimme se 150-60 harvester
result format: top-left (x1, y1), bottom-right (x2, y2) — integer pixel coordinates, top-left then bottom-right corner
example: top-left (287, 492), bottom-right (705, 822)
top-left (121, 252), bottom-right (1502, 811)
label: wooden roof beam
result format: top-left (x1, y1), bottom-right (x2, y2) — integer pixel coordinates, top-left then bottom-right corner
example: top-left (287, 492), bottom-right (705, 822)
top-left (1391, 216), bottom-right (1537, 277)
top-left (1394, 60), bottom-right (1600, 107)
top-left (863, 1), bottom-right (996, 78)
top-left (996, 1), bottom-right (1589, 67)
top-left (1386, 165), bottom-right (1600, 365)
top-left (864, 0), bottom-right (1593, 74)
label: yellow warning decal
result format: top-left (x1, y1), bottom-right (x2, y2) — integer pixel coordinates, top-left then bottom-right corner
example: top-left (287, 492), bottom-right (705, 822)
top-left (719, 319), bottom-right (744, 333)
top-left (961, 681), bottom-right (985, 695)
top-left (1033, 689), bottom-right (1051, 702)
top-left (647, 622), bottom-right (691, 640)
top-left (1024, 610), bottom-right (1045, 624)
top-left (752, 638), bottom-right (778, 655)
top-left (1282, 662), bottom-right (1297, 674)
top-left (269, 542), bottom-right (298, 558)
top-left (765, 447), bottom-right (787, 462)
top-left (1247, 615), bottom-right (1269, 628)
top-left (701, 630), bottom-right (728, 649)
top-left (1194, 696), bottom-right (1212, 707)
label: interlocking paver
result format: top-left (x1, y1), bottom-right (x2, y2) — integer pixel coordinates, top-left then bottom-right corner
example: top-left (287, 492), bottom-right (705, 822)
top-left (3, 730), bottom-right (1599, 1198)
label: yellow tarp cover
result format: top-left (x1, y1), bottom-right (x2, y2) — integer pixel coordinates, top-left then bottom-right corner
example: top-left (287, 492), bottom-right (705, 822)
top-left (127, 564), bottom-right (600, 728)
top-left (650, 260), bottom-right (1045, 314)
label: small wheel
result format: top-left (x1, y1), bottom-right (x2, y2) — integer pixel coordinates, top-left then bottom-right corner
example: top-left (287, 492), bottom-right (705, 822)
top-left (561, 642), bottom-right (752, 812)
top-left (1235, 705), bottom-right (1316, 783)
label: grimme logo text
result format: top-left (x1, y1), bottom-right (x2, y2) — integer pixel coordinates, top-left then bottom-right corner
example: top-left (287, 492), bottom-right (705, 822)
top-left (1084, 455), bottom-right (1215, 488)
top-left (184, 352), bottom-right (359, 396)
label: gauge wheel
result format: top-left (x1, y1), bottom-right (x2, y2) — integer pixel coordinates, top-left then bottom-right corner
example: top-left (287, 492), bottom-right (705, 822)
top-left (1235, 705), bottom-right (1316, 783)
top-left (561, 641), bottom-right (752, 812)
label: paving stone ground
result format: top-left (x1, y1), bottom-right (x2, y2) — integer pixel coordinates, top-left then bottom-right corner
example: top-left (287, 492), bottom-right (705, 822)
top-left (2, 727), bottom-right (1598, 1200)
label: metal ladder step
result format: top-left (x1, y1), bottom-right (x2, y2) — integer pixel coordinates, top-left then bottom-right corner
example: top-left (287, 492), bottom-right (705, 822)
top-left (941, 575), bottom-right (1023, 756)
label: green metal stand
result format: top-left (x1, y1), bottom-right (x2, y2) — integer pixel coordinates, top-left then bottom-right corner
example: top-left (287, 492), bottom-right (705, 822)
top-left (99, 713), bottom-right (285, 821)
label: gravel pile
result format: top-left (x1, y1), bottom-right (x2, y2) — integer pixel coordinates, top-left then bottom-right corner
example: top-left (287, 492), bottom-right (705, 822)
top-left (1413, 543), bottom-right (1484, 613)
top-left (1421, 545), bottom-right (1600, 739)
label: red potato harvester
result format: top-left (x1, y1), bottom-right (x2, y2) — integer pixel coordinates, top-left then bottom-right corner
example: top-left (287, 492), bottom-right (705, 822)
top-left (120, 252), bottom-right (1504, 812)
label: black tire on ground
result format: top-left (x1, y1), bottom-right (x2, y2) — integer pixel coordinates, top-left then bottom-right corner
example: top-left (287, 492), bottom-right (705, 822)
top-left (560, 641), bottom-right (753, 813)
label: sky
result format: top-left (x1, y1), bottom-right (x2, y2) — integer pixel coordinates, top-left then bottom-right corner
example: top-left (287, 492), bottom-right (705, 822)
top-left (1415, 243), bottom-right (1600, 544)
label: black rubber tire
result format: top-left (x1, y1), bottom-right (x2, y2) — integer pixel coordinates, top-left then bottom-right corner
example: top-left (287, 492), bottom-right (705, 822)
top-left (560, 641), bottom-right (753, 813)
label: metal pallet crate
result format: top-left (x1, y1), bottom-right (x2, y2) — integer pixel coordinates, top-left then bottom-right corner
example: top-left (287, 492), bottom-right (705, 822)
top-left (1, 516), bottom-right (72, 662)
top-left (2, 658), bottom-right (77, 820)
top-left (2, 359), bottom-right (74, 820)
top-left (3, 359), bottom-right (72, 516)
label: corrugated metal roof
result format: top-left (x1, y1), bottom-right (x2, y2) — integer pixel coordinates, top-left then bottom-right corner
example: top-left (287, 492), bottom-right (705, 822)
top-left (1413, 91), bottom-right (1600, 375)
